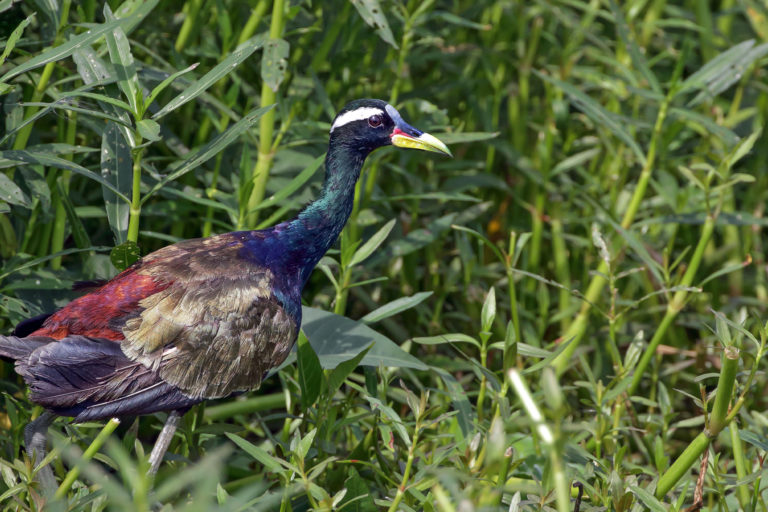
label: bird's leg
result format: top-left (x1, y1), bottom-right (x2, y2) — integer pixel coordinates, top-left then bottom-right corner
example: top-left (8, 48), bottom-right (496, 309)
top-left (24, 411), bottom-right (56, 497)
top-left (148, 409), bottom-right (183, 475)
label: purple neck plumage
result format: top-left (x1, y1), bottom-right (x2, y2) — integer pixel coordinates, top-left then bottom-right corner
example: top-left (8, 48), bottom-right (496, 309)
top-left (260, 138), bottom-right (369, 287)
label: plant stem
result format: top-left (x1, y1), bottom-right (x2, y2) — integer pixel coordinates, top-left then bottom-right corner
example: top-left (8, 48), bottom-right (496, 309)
top-left (628, 213), bottom-right (716, 395)
top-left (387, 421), bottom-right (420, 512)
top-left (655, 346), bottom-right (739, 497)
top-left (54, 418), bottom-right (121, 500)
top-left (730, 422), bottom-right (751, 511)
top-left (553, 96), bottom-right (670, 373)
top-left (126, 145), bottom-right (144, 244)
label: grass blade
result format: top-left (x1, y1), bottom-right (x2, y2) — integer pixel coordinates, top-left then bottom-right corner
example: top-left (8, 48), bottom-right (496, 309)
top-left (152, 34), bottom-right (266, 119)
top-left (142, 105), bottom-right (272, 202)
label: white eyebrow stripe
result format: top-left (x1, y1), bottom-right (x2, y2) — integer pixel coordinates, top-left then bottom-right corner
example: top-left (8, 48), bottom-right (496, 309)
top-left (330, 107), bottom-right (385, 132)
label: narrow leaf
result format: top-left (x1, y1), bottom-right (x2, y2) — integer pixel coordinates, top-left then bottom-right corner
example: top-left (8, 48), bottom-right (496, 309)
top-left (535, 70), bottom-right (646, 164)
top-left (297, 331), bottom-right (323, 410)
top-left (0, 173), bottom-right (30, 208)
top-left (153, 34), bottom-right (266, 119)
top-left (224, 433), bottom-right (282, 472)
top-left (261, 38), bottom-right (289, 92)
top-left (56, 181), bottom-right (92, 250)
top-left (249, 154), bottom-right (323, 212)
top-left (101, 122), bottom-right (132, 243)
top-left (104, 4), bottom-right (141, 115)
top-left (348, 219), bottom-right (396, 268)
top-left (361, 291), bottom-right (433, 323)
top-left (0, 17), bottom-right (135, 83)
top-left (411, 333), bottom-right (481, 348)
top-left (327, 343), bottom-right (373, 397)
top-left (350, 0), bottom-right (398, 48)
top-left (0, 150), bottom-right (130, 202)
top-left (0, 14), bottom-right (34, 68)
top-left (143, 105), bottom-right (272, 202)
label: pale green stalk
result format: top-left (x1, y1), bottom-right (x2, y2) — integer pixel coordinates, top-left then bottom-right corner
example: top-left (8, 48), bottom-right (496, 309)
top-left (54, 418), bottom-right (121, 499)
top-left (655, 346), bottom-right (739, 497)
top-left (245, 0), bottom-right (285, 228)
top-left (628, 213), bottom-right (715, 395)
top-left (553, 96), bottom-right (670, 373)
top-left (126, 141), bottom-right (144, 244)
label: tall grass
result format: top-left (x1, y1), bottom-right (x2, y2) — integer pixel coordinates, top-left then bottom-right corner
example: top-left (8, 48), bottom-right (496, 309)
top-left (1, 1), bottom-right (768, 510)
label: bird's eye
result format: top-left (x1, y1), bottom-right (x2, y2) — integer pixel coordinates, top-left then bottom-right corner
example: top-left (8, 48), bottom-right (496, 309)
top-left (368, 115), bottom-right (383, 128)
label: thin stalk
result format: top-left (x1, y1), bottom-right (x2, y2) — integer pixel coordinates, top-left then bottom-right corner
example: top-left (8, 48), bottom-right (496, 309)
top-left (730, 422), bottom-right (751, 511)
top-left (655, 346), bottom-right (739, 497)
top-left (553, 96), bottom-right (670, 373)
top-left (126, 144), bottom-right (144, 244)
top-left (175, 0), bottom-right (205, 52)
top-left (50, 112), bottom-right (77, 269)
top-left (387, 421), bottom-right (420, 512)
top-left (628, 213), bottom-right (716, 395)
top-left (245, 0), bottom-right (285, 228)
top-left (54, 418), bottom-right (121, 499)
top-left (238, 0), bottom-right (269, 46)
top-left (507, 231), bottom-right (521, 362)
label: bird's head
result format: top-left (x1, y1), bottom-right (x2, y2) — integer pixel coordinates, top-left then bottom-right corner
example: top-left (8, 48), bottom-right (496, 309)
top-left (330, 99), bottom-right (452, 157)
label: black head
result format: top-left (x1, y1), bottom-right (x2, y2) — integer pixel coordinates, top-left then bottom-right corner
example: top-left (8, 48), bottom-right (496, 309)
top-left (329, 99), bottom-right (451, 157)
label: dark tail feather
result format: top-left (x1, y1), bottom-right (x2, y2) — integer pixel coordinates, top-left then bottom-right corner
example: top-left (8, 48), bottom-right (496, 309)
top-left (12, 313), bottom-right (53, 337)
top-left (0, 336), bottom-right (49, 361)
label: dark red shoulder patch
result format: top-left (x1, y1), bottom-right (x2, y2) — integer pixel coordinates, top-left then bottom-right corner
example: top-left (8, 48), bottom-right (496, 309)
top-left (32, 272), bottom-right (169, 341)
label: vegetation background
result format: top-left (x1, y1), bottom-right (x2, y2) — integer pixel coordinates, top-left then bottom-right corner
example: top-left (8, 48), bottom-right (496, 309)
top-left (1, 0), bottom-right (768, 510)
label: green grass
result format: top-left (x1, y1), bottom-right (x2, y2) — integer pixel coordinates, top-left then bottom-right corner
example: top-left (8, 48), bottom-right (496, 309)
top-left (1, 0), bottom-right (768, 510)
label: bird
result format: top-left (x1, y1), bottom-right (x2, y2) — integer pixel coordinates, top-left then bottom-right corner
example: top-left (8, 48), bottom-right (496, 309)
top-left (0, 99), bottom-right (451, 495)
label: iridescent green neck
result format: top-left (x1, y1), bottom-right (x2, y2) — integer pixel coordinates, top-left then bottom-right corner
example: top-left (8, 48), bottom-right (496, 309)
top-left (281, 142), bottom-right (366, 283)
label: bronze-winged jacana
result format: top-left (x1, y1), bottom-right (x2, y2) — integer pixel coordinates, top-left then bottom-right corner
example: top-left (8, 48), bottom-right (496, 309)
top-left (0, 99), bottom-right (451, 494)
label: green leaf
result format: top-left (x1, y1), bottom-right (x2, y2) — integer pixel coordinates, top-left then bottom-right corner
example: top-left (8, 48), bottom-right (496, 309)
top-left (411, 333), bottom-right (481, 349)
top-left (0, 150), bottom-right (131, 202)
top-left (348, 219), bottom-right (396, 268)
top-left (629, 484), bottom-right (667, 512)
top-left (434, 369), bottom-right (474, 438)
top-left (56, 181), bottom-right (92, 250)
top-left (609, 1), bottom-right (661, 93)
top-left (104, 4), bottom-right (142, 116)
top-left (144, 63), bottom-right (199, 113)
top-left (0, 17), bottom-right (135, 83)
top-left (0, 173), bottom-right (30, 208)
top-left (297, 331), bottom-right (323, 410)
top-left (153, 34), bottom-right (266, 119)
top-left (433, 131), bottom-right (498, 145)
top-left (261, 38), bottom-right (289, 92)
top-left (681, 40), bottom-right (768, 105)
top-left (249, 154), bottom-right (323, 212)
top-left (739, 429), bottom-right (768, 452)
top-left (224, 433), bottom-right (283, 472)
top-left (481, 287), bottom-right (496, 332)
top-left (0, 14), bottom-right (34, 68)
top-left (365, 397), bottom-right (410, 446)
top-left (0, 247), bottom-right (110, 282)
top-left (723, 129), bottom-right (762, 171)
top-left (143, 105), bottom-right (272, 202)
top-left (101, 122), bottom-right (132, 243)
top-left (136, 119), bottom-right (161, 142)
top-left (110, 240), bottom-right (141, 271)
top-left (0, 294), bottom-right (43, 327)
top-left (534, 70), bottom-right (646, 164)
top-left (299, 306), bottom-right (428, 370)
top-left (327, 343), bottom-right (374, 397)
top-left (361, 291), bottom-right (433, 324)
top-left (350, 0), bottom-right (398, 48)
top-left (297, 428), bottom-right (317, 460)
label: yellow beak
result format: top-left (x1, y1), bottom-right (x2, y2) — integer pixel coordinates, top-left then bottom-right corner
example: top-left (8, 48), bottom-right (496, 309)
top-left (391, 130), bottom-right (453, 157)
